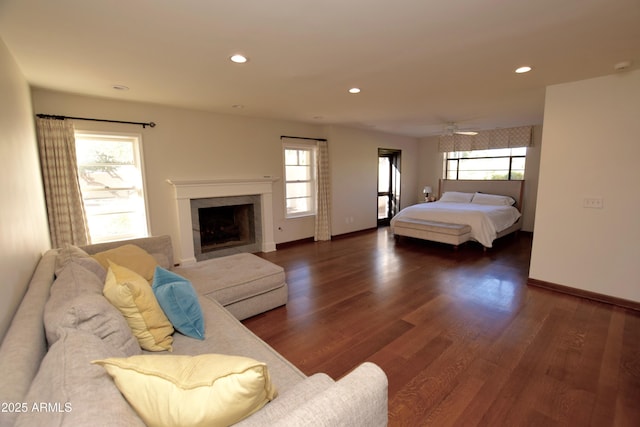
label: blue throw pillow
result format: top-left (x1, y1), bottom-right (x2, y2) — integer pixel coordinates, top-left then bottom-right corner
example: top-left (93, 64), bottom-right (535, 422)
top-left (152, 266), bottom-right (205, 340)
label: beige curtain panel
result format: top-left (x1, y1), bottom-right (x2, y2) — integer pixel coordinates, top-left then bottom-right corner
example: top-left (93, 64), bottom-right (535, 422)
top-left (438, 125), bottom-right (533, 152)
top-left (314, 140), bottom-right (331, 241)
top-left (36, 118), bottom-right (90, 247)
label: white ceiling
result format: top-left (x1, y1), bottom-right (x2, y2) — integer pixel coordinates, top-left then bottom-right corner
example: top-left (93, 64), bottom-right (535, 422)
top-left (1, 0), bottom-right (639, 137)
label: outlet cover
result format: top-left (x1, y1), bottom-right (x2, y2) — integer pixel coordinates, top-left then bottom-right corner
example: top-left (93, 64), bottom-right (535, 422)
top-left (583, 197), bottom-right (603, 209)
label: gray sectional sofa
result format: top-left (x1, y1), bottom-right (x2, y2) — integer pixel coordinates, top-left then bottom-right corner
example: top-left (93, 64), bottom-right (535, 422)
top-left (0, 236), bottom-right (388, 427)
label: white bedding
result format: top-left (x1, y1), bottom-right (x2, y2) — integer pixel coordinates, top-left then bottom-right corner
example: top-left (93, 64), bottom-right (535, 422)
top-left (390, 201), bottom-right (521, 247)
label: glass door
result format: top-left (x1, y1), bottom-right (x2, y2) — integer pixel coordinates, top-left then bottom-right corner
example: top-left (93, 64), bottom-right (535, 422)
top-left (378, 149), bottom-right (401, 226)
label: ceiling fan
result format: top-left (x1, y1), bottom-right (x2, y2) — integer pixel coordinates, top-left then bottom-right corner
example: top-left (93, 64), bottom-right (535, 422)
top-left (443, 122), bottom-right (478, 136)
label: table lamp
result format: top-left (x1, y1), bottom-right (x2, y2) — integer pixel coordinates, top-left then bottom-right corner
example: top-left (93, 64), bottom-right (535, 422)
top-left (423, 186), bottom-right (432, 201)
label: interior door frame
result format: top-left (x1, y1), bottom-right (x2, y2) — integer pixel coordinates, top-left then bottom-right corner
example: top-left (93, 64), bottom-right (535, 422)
top-left (377, 148), bottom-right (401, 226)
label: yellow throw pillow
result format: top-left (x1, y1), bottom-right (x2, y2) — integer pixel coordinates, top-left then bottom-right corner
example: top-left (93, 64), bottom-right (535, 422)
top-left (103, 261), bottom-right (173, 351)
top-left (92, 244), bottom-right (158, 282)
top-left (93, 354), bottom-right (278, 427)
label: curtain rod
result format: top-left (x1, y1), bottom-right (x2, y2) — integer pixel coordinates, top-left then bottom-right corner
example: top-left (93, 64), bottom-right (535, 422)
top-left (36, 114), bottom-right (156, 129)
top-left (280, 135), bottom-right (327, 142)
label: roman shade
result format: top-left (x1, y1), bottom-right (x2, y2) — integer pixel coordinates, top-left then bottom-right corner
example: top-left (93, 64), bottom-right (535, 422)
top-left (438, 126), bottom-right (533, 152)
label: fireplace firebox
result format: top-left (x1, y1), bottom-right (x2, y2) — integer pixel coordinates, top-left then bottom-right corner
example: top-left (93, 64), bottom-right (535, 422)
top-left (191, 195), bottom-right (262, 261)
top-left (198, 204), bottom-right (254, 252)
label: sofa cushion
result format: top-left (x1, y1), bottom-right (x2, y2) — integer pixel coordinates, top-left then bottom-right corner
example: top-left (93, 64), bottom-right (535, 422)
top-left (94, 354), bottom-right (277, 427)
top-left (103, 261), bottom-right (174, 352)
top-left (168, 295), bottom-right (306, 393)
top-left (81, 235), bottom-right (173, 270)
top-left (44, 261), bottom-right (105, 346)
top-left (15, 328), bottom-right (145, 427)
top-left (57, 294), bottom-right (141, 356)
top-left (152, 266), bottom-right (205, 340)
top-left (92, 244), bottom-right (158, 282)
top-left (55, 244), bottom-right (106, 281)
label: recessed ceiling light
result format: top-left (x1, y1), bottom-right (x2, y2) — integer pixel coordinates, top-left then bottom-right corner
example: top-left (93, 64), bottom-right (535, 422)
top-left (348, 87), bottom-right (361, 94)
top-left (230, 54), bottom-right (248, 64)
top-left (112, 84), bottom-right (129, 91)
top-left (515, 66), bottom-right (532, 74)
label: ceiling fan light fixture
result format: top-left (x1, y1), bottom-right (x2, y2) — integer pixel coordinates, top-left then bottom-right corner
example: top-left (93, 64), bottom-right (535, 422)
top-left (444, 122), bottom-right (478, 136)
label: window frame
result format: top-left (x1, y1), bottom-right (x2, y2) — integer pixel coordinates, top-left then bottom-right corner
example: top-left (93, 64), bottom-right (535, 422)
top-left (74, 130), bottom-right (150, 243)
top-left (444, 147), bottom-right (527, 181)
top-left (283, 142), bottom-right (317, 218)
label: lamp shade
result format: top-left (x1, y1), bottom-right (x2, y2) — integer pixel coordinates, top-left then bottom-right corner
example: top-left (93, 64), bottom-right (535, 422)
top-left (423, 186), bottom-right (432, 194)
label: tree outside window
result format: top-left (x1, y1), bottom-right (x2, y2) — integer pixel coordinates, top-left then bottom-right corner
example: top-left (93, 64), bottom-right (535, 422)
top-left (75, 132), bottom-right (149, 243)
top-left (446, 147), bottom-right (526, 180)
top-left (283, 145), bottom-right (316, 217)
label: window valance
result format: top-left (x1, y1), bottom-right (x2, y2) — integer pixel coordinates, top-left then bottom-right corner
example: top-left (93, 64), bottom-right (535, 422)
top-left (438, 125), bottom-right (532, 153)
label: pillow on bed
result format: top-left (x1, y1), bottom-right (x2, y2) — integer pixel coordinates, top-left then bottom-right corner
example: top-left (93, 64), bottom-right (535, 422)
top-left (439, 191), bottom-right (474, 203)
top-left (471, 192), bottom-right (516, 206)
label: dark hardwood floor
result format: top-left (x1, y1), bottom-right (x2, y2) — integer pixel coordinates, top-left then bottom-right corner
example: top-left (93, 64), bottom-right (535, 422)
top-left (244, 228), bottom-right (640, 426)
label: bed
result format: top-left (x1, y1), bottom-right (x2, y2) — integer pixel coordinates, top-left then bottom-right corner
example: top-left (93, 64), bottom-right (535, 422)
top-left (390, 179), bottom-right (524, 249)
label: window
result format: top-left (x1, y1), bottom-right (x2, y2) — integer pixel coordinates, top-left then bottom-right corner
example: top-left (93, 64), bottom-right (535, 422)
top-left (283, 144), bottom-right (316, 217)
top-left (75, 131), bottom-right (149, 243)
top-left (445, 147), bottom-right (526, 180)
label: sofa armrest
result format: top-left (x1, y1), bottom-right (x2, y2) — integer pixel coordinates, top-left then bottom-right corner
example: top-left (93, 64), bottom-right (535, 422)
top-left (245, 362), bottom-right (388, 427)
top-left (0, 250), bottom-right (57, 427)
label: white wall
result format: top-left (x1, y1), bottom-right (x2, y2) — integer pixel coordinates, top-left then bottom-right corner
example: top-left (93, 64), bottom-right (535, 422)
top-left (31, 89), bottom-right (420, 259)
top-left (530, 70), bottom-right (640, 302)
top-left (521, 126), bottom-right (542, 232)
top-left (0, 39), bottom-right (51, 342)
top-left (417, 126), bottom-right (542, 232)
top-left (328, 126), bottom-right (418, 235)
top-left (416, 135), bottom-right (442, 203)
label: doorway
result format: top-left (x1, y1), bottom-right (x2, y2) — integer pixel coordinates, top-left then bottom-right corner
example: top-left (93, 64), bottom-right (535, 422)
top-left (378, 149), bottom-right (401, 226)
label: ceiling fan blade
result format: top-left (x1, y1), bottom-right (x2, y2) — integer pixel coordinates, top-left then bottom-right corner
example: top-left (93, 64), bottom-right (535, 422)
top-left (439, 121), bottom-right (479, 136)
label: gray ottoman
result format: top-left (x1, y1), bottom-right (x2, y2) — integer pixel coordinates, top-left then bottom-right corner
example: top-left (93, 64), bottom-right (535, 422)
top-left (174, 253), bottom-right (288, 320)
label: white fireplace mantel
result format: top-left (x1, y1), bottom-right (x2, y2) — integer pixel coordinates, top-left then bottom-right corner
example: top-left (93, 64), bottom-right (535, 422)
top-left (167, 178), bottom-right (278, 264)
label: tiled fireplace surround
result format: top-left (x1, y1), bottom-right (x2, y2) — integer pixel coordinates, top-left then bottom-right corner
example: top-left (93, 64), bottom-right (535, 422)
top-left (167, 178), bottom-right (277, 265)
